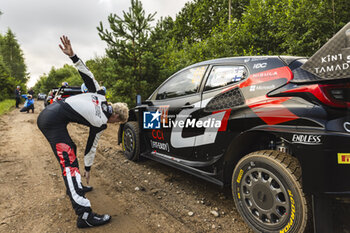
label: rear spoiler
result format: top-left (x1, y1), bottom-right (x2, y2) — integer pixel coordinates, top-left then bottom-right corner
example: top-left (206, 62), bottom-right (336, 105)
top-left (301, 22), bottom-right (350, 80)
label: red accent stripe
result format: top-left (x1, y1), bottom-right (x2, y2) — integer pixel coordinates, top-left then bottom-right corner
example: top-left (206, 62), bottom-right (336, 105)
top-left (213, 109), bottom-right (232, 131)
top-left (69, 167), bottom-right (80, 177)
top-left (281, 84), bottom-right (350, 108)
top-left (56, 143), bottom-right (77, 176)
top-left (221, 84), bottom-right (239, 93)
top-left (247, 97), bottom-right (299, 125)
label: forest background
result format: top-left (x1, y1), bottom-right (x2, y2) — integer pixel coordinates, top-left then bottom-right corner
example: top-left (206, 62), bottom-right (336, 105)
top-left (1, 0), bottom-right (350, 107)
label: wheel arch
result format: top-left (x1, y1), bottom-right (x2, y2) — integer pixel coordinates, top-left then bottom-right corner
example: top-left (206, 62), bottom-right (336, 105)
top-left (222, 126), bottom-right (300, 185)
top-left (118, 109), bottom-right (138, 145)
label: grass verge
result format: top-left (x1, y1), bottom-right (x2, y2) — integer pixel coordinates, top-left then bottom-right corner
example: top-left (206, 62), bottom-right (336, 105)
top-left (0, 99), bottom-right (15, 115)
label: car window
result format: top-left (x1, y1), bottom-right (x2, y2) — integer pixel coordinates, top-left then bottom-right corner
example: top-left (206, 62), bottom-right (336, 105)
top-left (204, 66), bottom-right (247, 91)
top-left (156, 66), bottom-right (207, 100)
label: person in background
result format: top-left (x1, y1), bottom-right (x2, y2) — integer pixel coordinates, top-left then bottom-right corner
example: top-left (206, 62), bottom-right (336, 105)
top-left (15, 86), bottom-right (21, 108)
top-left (28, 87), bottom-right (35, 96)
top-left (20, 94), bottom-right (34, 113)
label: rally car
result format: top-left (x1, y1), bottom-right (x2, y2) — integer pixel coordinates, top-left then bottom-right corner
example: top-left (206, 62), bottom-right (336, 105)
top-left (118, 23), bottom-right (350, 232)
top-left (37, 93), bottom-right (47, 100)
top-left (44, 86), bottom-right (82, 107)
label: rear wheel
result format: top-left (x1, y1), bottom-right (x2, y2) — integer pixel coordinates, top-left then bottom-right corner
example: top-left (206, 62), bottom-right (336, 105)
top-left (122, 121), bottom-right (140, 161)
top-left (232, 150), bottom-right (311, 233)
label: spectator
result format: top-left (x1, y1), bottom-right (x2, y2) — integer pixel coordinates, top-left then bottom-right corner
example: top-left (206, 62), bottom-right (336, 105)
top-left (20, 94), bottom-right (34, 113)
top-left (28, 87), bottom-right (35, 96)
top-left (15, 86), bottom-right (21, 108)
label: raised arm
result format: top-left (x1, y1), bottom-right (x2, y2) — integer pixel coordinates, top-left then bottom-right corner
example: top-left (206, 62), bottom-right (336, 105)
top-left (59, 35), bottom-right (100, 92)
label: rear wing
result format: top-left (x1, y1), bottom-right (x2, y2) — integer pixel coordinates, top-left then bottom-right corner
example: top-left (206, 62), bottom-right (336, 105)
top-left (301, 22), bottom-right (350, 80)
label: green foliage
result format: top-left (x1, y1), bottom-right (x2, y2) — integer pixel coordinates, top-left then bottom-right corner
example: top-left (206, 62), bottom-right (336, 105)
top-left (160, 0), bottom-right (350, 71)
top-left (0, 99), bottom-right (15, 115)
top-left (32, 64), bottom-right (81, 95)
top-left (0, 55), bottom-right (17, 101)
top-left (0, 29), bottom-right (28, 83)
top-left (0, 27), bottom-right (27, 100)
top-left (170, 0), bottom-right (249, 45)
top-left (97, 0), bottom-right (156, 106)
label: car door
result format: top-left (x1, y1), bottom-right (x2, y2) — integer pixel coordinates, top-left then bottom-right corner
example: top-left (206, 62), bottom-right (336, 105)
top-left (145, 65), bottom-right (208, 159)
top-left (192, 64), bottom-right (248, 163)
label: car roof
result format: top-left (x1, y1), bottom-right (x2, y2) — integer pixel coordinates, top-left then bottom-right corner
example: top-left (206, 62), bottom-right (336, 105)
top-left (185, 55), bottom-right (305, 68)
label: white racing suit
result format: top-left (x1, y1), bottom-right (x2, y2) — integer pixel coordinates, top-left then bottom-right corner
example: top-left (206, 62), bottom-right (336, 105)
top-left (37, 55), bottom-right (112, 215)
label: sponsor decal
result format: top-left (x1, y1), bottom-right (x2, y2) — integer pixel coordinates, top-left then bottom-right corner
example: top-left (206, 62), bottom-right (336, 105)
top-left (252, 71), bottom-right (278, 78)
top-left (91, 95), bottom-right (99, 105)
top-left (150, 140), bottom-right (170, 152)
top-left (143, 111), bottom-right (161, 129)
top-left (208, 66), bottom-right (245, 88)
top-left (158, 105), bottom-right (169, 124)
top-left (152, 130), bottom-right (164, 140)
top-left (91, 95), bottom-right (101, 118)
top-left (249, 84), bottom-right (276, 92)
top-left (292, 134), bottom-right (321, 145)
top-left (236, 169), bottom-right (244, 184)
top-left (253, 63), bottom-right (267, 69)
top-left (314, 57), bottom-right (350, 75)
top-left (280, 190), bottom-right (295, 233)
top-left (251, 57), bottom-right (269, 61)
top-left (301, 22), bottom-right (350, 79)
top-left (338, 153), bottom-right (350, 164)
top-left (344, 122), bottom-right (350, 132)
top-left (163, 117), bottom-right (221, 129)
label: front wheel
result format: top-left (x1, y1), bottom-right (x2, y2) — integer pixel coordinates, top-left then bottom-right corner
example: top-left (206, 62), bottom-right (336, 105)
top-left (122, 121), bottom-right (140, 161)
top-left (232, 150), bottom-right (311, 233)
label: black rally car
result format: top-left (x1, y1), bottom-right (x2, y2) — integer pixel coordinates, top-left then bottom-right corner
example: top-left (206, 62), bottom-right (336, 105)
top-left (44, 86), bottom-right (82, 107)
top-left (118, 23), bottom-right (350, 232)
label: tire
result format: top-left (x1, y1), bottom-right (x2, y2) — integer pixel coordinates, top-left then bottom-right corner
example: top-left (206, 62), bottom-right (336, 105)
top-left (232, 150), bottom-right (311, 233)
top-left (122, 121), bottom-right (140, 161)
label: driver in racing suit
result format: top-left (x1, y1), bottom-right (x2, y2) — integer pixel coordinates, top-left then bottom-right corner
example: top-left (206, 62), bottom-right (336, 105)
top-left (37, 36), bottom-right (129, 228)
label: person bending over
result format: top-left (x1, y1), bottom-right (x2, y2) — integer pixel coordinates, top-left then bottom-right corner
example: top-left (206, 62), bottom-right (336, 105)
top-left (37, 35), bottom-right (129, 228)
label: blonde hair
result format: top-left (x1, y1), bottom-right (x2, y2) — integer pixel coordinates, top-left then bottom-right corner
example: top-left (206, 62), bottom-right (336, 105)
top-left (111, 102), bottom-right (129, 123)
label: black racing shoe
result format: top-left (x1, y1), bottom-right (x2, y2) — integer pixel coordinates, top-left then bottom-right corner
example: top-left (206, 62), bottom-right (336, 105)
top-left (82, 185), bottom-right (93, 193)
top-left (77, 212), bottom-right (111, 228)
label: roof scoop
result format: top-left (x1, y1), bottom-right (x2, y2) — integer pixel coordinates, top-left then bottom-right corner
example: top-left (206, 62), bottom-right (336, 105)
top-left (301, 22), bottom-right (350, 80)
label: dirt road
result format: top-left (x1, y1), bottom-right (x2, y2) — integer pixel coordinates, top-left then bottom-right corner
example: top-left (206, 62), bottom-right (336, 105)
top-left (0, 103), bottom-right (252, 233)
top-left (0, 102), bottom-right (349, 233)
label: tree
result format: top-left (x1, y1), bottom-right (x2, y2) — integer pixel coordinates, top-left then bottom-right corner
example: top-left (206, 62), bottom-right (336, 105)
top-left (0, 29), bottom-right (28, 83)
top-left (170, 0), bottom-right (250, 45)
top-left (0, 55), bottom-right (16, 101)
top-left (97, 0), bottom-right (156, 106)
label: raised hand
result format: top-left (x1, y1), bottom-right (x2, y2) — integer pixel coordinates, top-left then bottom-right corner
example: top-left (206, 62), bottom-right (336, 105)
top-left (59, 35), bottom-right (74, 57)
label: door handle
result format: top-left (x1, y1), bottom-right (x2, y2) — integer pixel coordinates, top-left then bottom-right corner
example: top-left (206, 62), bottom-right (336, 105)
top-left (181, 104), bottom-right (194, 109)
